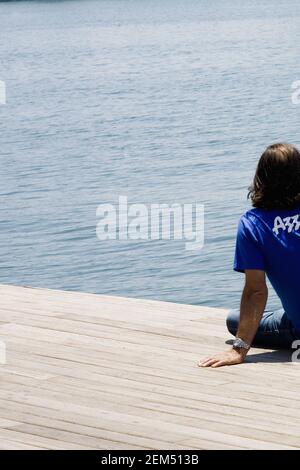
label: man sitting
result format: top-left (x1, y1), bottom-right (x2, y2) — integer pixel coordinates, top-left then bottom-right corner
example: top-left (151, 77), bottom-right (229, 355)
top-left (200, 143), bottom-right (300, 367)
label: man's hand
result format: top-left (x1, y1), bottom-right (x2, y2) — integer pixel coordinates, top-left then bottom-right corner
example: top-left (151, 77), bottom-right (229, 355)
top-left (198, 347), bottom-right (247, 368)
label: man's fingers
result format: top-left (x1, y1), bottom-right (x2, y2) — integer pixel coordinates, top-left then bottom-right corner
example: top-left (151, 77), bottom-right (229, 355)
top-left (199, 358), bottom-right (219, 367)
top-left (198, 358), bottom-right (214, 367)
top-left (211, 360), bottom-right (227, 368)
top-left (198, 349), bottom-right (245, 369)
top-left (199, 357), bottom-right (212, 365)
top-left (198, 357), bottom-right (213, 366)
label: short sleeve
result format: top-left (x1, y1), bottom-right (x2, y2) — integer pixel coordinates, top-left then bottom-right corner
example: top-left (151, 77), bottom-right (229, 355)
top-left (234, 215), bottom-right (266, 273)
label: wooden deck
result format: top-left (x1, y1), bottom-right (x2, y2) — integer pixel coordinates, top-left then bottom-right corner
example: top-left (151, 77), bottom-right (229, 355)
top-left (0, 283), bottom-right (299, 450)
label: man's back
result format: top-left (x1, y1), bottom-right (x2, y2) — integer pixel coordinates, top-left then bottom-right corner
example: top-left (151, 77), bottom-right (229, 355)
top-left (235, 205), bottom-right (300, 333)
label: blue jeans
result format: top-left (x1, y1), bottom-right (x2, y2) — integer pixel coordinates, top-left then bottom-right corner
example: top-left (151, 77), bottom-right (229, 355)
top-left (226, 308), bottom-right (300, 349)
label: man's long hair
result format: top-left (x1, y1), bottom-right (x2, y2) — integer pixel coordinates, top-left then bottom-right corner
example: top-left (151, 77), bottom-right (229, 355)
top-left (248, 143), bottom-right (300, 210)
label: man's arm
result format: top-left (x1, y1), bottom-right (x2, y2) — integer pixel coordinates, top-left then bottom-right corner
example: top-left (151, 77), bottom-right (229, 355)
top-left (199, 270), bottom-right (268, 368)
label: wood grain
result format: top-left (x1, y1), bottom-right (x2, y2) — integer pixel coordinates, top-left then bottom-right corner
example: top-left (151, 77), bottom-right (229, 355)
top-left (0, 283), bottom-right (299, 450)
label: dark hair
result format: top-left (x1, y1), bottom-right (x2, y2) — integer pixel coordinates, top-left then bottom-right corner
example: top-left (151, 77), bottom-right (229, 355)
top-left (248, 143), bottom-right (300, 210)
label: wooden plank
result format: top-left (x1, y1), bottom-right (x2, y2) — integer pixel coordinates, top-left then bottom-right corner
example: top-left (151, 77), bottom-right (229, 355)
top-left (0, 283), bottom-right (299, 450)
top-left (2, 372), bottom-right (300, 446)
top-left (0, 428), bottom-right (97, 450)
top-left (0, 439), bottom-right (46, 450)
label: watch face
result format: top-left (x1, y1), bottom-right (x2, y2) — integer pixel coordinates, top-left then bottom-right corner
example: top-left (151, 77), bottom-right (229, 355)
top-left (234, 338), bottom-right (249, 349)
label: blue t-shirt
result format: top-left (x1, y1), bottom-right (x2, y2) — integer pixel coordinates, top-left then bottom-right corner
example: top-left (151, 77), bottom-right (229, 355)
top-left (234, 206), bottom-right (300, 332)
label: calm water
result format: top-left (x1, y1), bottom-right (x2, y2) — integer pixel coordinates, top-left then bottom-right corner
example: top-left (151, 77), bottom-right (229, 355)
top-left (1, 0), bottom-right (300, 309)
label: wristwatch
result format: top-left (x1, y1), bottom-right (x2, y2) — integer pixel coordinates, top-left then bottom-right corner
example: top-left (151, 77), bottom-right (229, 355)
top-left (233, 337), bottom-right (251, 350)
